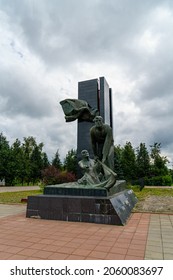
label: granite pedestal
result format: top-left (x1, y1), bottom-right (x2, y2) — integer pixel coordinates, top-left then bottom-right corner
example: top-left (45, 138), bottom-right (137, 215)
top-left (26, 181), bottom-right (138, 225)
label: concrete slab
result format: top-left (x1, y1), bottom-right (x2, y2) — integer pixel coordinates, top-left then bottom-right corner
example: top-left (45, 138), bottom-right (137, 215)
top-left (0, 204), bottom-right (26, 218)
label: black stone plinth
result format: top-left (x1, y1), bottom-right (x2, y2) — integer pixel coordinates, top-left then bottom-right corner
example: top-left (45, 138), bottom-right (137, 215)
top-left (44, 180), bottom-right (127, 197)
top-left (44, 185), bottom-right (107, 197)
top-left (26, 182), bottom-right (138, 225)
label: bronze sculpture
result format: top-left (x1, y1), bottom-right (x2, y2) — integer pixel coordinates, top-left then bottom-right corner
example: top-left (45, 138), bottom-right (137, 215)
top-left (60, 98), bottom-right (116, 190)
top-left (90, 116), bottom-right (114, 176)
top-left (78, 150), bottom-right (100, 185)
top-left (60, 99), bottom-right (99, 122)
top-left (78, 149), bottom-right (116, 190)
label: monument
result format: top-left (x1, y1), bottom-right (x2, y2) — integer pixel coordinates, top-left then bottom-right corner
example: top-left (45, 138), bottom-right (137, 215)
top-left (26, 77), bottom-right (137, 225)
top-left (77, 77), bottom-right (113, 160)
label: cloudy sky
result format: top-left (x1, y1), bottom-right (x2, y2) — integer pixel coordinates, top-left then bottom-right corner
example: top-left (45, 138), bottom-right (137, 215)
top-left (0, 0), bottom-right (173, 165)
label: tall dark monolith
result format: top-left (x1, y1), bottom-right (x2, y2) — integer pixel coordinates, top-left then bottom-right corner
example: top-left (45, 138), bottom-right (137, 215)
top-left (77, 77), bottom-right (113, 162)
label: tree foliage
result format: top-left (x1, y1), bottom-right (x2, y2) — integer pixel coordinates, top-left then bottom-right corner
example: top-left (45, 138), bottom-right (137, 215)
top-left (0, 133), bottom-right (50, 185)
top-left (52, 149), bottom-right (62, 170)
top-left (121, 141), bottom-right (137, 181)
top-left (114, 141), bottom-right (170, 184)
top-left (63, 149), bottom-right (77, 175)
top-left (0, 132), bottom-right (171, 186)
top-left (150, 143), bottom-right (169, 176)
top-left (0, 133), bottom-right (11, 184)
top-left (136, 143), bottom-right (150, 178)
top-left (114, 145), bottom-right (124, 179)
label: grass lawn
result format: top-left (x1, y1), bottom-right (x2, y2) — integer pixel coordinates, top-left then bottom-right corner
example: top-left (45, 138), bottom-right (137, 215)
top-left (0, 186), bottom-right (173, 204)
top-left (0, 190), bottom-right (42, 204)
top-left (131, 185), bottom-right (173, 201)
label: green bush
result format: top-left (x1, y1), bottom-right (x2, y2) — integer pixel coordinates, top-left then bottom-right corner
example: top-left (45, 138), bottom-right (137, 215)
top-left (162, 175), bottom-right (172, 186)
top-left (144, 175), bottom-right (172, 186)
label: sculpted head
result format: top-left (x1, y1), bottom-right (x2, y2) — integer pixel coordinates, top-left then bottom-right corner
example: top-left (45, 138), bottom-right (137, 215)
top-left (93, 116), bottom-right (103, 128)
top-left (81, 150), bottom-right (89, 158)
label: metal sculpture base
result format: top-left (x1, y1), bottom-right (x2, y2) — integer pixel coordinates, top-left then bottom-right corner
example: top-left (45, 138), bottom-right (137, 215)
top-left (26, 181), bottom-right (138, 225)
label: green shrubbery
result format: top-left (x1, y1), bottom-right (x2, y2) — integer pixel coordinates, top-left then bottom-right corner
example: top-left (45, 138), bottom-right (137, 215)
top-left (144, 175), bottom-right (172, 186)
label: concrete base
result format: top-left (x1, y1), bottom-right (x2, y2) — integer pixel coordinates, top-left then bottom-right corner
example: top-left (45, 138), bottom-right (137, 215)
top-left (26, 181), bottom-right (138, 225)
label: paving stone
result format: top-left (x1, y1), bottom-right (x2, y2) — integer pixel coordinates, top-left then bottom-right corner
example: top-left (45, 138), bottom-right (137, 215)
top-left (163, 253), bottom-right (173, 260)
top-left (145, 245), bottom-right (163, 253)
top-left (0, 203), bottom-right (172, 260)
top-left (145, 251), bottom-right (163, 259)
top-left (163, 247), bottom-right (173, 253)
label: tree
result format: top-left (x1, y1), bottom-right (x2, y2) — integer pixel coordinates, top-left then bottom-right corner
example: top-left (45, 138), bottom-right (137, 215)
top-left (11, 138), bottom-right (25, 185)
top-left (22, 136), bottom-right (46, 184)
top-left (42, 152), bottom-right (50, 169)
top-left (63, 149), bottom-right (77, 175)
top-left (52, 149), bottom-right (62, 170)
top-left (114, 145), bottom-right (124, 179)
top-left (22, 136), bottom-right (37, 184)
top-left (30, 143), bottom-right (44, 184)
top-left (136, 143), bottom-right (150, 178)
top-left (0, 133), bottom-right (11, 184)
top-left (150, 143), bottom-right (169, 176)
top-left (121, 141), bottom-right (137, 181)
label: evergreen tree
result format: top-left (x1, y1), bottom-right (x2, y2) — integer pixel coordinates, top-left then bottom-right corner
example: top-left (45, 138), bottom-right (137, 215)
top-left (22, 136), bottom-right (36, 184)
top-left (63, 149), bottom-right (77, 175)
top-left (42, 152), bottom-right (50, 169)
top-left (114, 145), bottom-right (124, 179)
top-left (11, 138), bottom-right (25, 185)
top-left (1, 130), bottom-right (171, 186)
top-left (0, 133), bottom-right (11, 184)
top-left (30, 143), bottom-right (44, 184)
top-left (136, 143), bottom-right (150, 178)
top-left (121, 141), bottom-right (137, 181)
top-left (52, 149), bottom-right (62, 170)
top-left (150, 142), bottom-right (169, 176)
top-left (22, 136), bottom-right (45, 184)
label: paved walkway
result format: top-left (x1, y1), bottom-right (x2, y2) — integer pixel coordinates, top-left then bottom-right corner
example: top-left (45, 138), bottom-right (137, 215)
top-left (0, 204), bottom-right (26, 218)
top-left (0, 186), bottom-right (40, 193)
top-left (145, 186), bottom-right (173, 189)
top-left (0, 204), bottom-right (173, 260)
top-left (145, 214), bottom-right (173, 259)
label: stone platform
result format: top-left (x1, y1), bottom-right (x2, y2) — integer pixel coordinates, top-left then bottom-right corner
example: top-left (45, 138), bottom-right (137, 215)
top-left (26, 181), bottom-right (138, 225)
top-left (44, 184), bottom-right (107, 197)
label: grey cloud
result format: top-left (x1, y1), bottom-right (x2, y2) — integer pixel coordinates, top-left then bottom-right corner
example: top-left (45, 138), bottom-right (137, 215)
top-left (2, 0), bottom-right (169, 67)
top-left (44, 118), bottom-right (77, 160)
top-left (139, 70), bottom-right (173, 101)
top-left (1, 0), bottom-right (173, 161)
top-left (152, 129), bottom-right (173, 148)
top-left (0, 69), bottom-right (53, 119)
